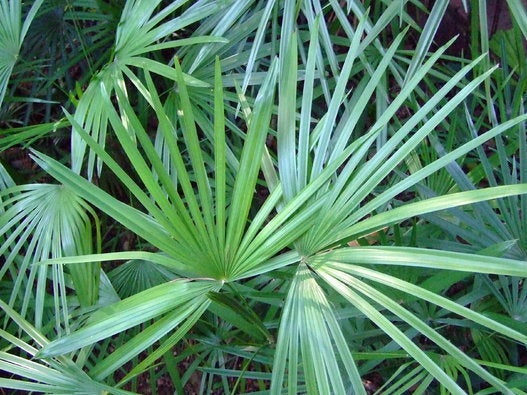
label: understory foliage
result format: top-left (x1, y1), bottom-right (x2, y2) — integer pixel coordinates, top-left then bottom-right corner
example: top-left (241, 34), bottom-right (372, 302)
top-left (1, 0), bottom-right (527, 394)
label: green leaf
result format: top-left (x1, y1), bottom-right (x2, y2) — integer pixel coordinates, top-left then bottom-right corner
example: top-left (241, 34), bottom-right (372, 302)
top-left (271, 264), bottom-right (365, 395)
top-left (0, 0), bottom-right (44, 106)
top-left (341, 184), bottom-right (527, 242)
top-left (319, 261), bottom-right (527, 344)
top-left (316, 246), bottom-right (527, 277)
top-left (225, 58), bottom-right (278, 268)
top-left (0, 184), bottom-right (99, 330)
top-left (317, 267), bottom-right (466, 394)
top-left (90, 299), bottom-right (210, 381)
top-left (505, 0), bottom-right (527, 40)
top-left (37, 279), bottom-right (221, 358)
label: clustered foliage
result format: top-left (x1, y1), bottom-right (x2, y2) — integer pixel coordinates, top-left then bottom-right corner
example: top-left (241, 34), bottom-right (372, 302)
top-left (1, 0), bottom-right (527, 394)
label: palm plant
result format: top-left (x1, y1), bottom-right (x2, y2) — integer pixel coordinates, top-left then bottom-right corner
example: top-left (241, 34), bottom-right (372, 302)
top-left (2, 0), bottom-right (527, 394)
top-left (410, 2), bottom-right (527, 383)
top-left (0, 0), bottom-right (122, 157)
top-left (0, 0), bottom-right (43, 108)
